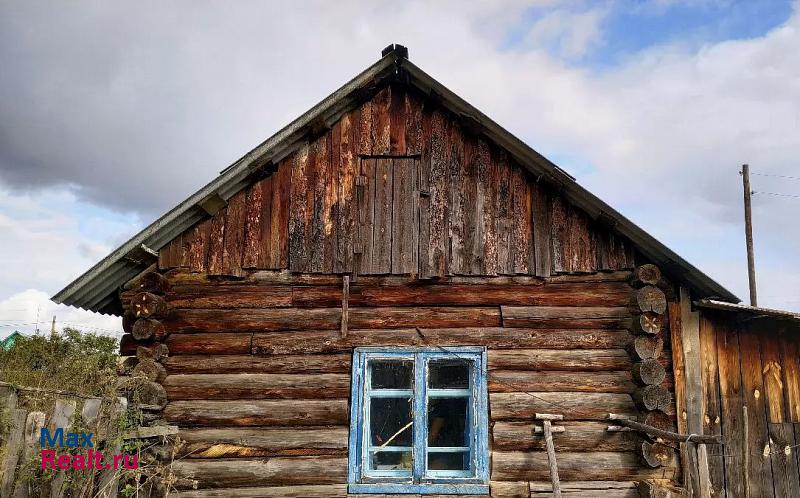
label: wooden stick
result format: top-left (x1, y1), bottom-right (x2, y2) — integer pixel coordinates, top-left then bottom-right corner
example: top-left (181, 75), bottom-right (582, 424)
top-left (607, 414), bottom-right (721, 444)
top-left (536, 413), bottom-right (563, 498)
top-left (743, 405), bottom-right (750, 498)
top-left (341, 275), bottom-right (349, 338)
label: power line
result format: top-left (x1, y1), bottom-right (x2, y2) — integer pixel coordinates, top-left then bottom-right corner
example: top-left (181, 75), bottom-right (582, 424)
top-left (750, 172), bottom-right (800, 181)
top-left (752, 191), bottom-right (800, 199)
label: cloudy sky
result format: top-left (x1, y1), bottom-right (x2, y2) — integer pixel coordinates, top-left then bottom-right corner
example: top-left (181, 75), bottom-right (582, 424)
top-left (1, 0), bottom-right (799, 339)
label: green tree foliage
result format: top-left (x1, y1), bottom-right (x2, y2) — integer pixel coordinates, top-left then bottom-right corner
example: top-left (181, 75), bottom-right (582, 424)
top-left (0, 328), bottom-right (118, 410)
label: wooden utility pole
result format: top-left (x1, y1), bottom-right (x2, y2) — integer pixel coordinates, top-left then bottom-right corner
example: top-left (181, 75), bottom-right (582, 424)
top-left (741, 164), bottom-right (758, 306)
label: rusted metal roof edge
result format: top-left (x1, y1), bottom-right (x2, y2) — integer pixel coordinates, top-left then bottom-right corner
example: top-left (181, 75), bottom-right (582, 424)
top-left (696, 299), bottom-right (800, 322)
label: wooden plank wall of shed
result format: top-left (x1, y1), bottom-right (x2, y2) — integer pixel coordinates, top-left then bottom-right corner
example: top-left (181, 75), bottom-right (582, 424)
top-left (157, 84), bottom-right (635, 279)
top-left (120, 270), bottom-right (680, 497)
top-left (700, 311), bottom-right (800, 498)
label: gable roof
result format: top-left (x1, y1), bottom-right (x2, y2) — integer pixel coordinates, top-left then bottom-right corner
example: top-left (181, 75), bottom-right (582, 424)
top-left (52, 45), bottom-right (738, 315)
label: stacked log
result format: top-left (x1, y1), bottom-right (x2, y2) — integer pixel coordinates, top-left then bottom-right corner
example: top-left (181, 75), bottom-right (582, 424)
top-left (121, 270), bottom-right (171, 410)
top-left (629, 264), bottom-right (671, 468)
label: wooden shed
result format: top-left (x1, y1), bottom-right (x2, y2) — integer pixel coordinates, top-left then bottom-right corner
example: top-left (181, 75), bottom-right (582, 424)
top-left (53, 45), bottom-right (800, 497)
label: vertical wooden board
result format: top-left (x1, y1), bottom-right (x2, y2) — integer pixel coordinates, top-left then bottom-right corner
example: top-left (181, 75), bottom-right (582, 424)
top-left (336, 111), bottom-right (356, 273)
top-left (780, 327), bottom-right (800, 422)
top-left (371, 157), bottom-right (393, 274)
top-left (289, 145), bottom-right (310, 272)
top-left (739, 325), bottom-right (775, 498)
top-left (242, 180), bottom-right (265, 268)
top-left (417, 102), bottom-right (433, 277)
top-left (221, 190), bottom-right (246, 277)
top-left (188, 219), bottom-right (211, 272)
top-left (494, 148), bottom-right (512, 275)
top-left (48, 399), bottom-right (76, 497)
top-left (459, 138), bottom-right (479, 275)
top-left (389, 84), bottom-right (406, 154)
top-left (478, 139), bottom-right (497, 276)
top-left (253, 175), bottom-right (273, 268)
top-left (178, 227), bottom-right (193, 268)
top-left (470, 138), bottom-right (488, 275)
top-left (568, 207), bottom-right (595, 273)
top-left (371, 86), bottom-right (391, 155)
top-left (669, 301), bottom-right (690, 491)
top-left (0, 408), bottom-right (25, 497)
top-left (391, 158), bottom-right (418, 274)
top-left (358, 158), bottom-right (376, 274)
top-left (448, 122), bottom-right (466, 274)
top-left (550, 195), bottom-right (571, 273)
top-left (699, 315), bottom-right (725, 495)
top-left (206, 206), bottom-right (227, 275)
top-left (158, 240), bottom-right (170, 270)
top-left (531, 181), bottom-right (552, 277)
top-left (269, 160), bottom-right (291, 269)
top-left (404, 90), bottom-right (424, 155)
top-left (761, 327), bottom-right (787, 423)
top-left (422, 109), bottom-right (450, 278)
top-left (716, 317), bottom-right (745, 498)
top-left (357, 100), bottom-right (372, 156)
top-left (324, 130), bottom-right (339, 273)
top-left (309, 135), bottom-right (328, 273)
top-left (509, 164), bottom-right (532, 274)
top-left (768, 423), bottom-right (800, 498)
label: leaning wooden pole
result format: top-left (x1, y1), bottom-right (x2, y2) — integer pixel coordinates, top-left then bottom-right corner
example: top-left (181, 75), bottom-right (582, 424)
top-left (741, 164), bottom-right (758, 306)
top-left (536, 413), bottom-right (563, 498)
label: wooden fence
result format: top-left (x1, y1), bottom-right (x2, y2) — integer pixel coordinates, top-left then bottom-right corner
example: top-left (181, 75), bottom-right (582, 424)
top-left (0, 383), bottom-right (131, 498)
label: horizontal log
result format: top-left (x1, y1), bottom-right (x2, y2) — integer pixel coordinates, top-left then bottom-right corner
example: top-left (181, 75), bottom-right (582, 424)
top-left (163, 354), bottom-right (351, 374)
top-left (249, 328), bottom-right (633, 355)
top-left (171, 485), bottom-right (348, 498)
top-left (164, 307), bottom-right (501, 333)
top-left (176, 427), bottom-right (348, 458)
top-left (172, 457), bottom-right (347, 488)
top-left (489, 392), bottom-right (637, 421)
top-left (164, 373), bottom-right (350, 400)
top-left (501, 306), bottom-right (631, 329)
top-left (529, 481), bottom-right (638, 497)
top-left (488, 349), bottom-right (632, 372)
top-left (163, 400), bottom-right (348, 427)
top-left (165, 333), bottom-right (253, 355)
top-left (292, 282), bottom-right (634, 308)
top-left (164, 269), bottom-right (634, 287)
top-left (488, 371), bottom-right (635, 394)
top-left (492, 421), bottom-right (639, 451)
top-left (491, 451), bottom-right (677, 481)
top-left (169, 286), bottom-right (293, 309)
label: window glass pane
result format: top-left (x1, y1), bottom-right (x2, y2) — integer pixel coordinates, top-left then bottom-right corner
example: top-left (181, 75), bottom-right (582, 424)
top-left (371, 360), bottom-right (413, 389)
top-left (370, 397), bottom-right (413, 446)
top-left (428, 397), bottom-right (469, 447)
top-left (429, 359), bottom-right (470, 389)
top-left (371, 450), bottom-right (413, 471)
top-left (428, 451), bottom-right (470, 471)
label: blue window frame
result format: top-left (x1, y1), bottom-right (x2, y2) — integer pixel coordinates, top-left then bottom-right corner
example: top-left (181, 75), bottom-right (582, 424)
top-left (348, 347), bottom-right (489, 495)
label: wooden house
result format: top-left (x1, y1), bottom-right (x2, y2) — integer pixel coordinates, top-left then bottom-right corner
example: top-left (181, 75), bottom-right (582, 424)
top-left (54, 45), bottom-right (800, 497)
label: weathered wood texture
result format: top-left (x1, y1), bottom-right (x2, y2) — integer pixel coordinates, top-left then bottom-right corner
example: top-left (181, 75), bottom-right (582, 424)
top-left (696, 309), bottom-right (800, 498)
top-left (156, 85), bottom-right (635, 278)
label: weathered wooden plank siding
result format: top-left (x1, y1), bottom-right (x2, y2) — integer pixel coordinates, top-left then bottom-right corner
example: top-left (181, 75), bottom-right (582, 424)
top-left (697, 310), bottom-right (800, 498)
top-left (156, 85), bottom-right (634, 279)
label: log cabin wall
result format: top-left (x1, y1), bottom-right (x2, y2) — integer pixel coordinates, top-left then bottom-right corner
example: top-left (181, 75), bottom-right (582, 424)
top-left (694, 311), bottom-right (800, 498)
top-left (121, 270), bottom-right (680, 497)
top-left (119, 84), bottom-right (684, 497)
